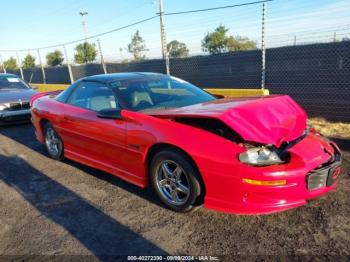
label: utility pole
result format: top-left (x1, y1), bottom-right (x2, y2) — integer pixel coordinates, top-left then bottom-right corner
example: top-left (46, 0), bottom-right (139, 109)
top-left (159, 0), bottom-right (170, 75)
top-left (79, 11), bottom-right (89, 43)
top-left (37, 49), bottom-right (46, 83)
top-left (0, 55), bottom-right (6, 73)
top-left (16, 51), bottom-right (24, 80)
top-left (261, 2), bottom-right (266, 89)
top-left (63, 45), bottom-right (74, 83)
top-left (97, 39), bottom-right (107, 74)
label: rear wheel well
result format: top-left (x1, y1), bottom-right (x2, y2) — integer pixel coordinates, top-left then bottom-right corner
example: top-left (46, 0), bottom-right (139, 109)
top-left (146, 143), bottom-right (206, 195)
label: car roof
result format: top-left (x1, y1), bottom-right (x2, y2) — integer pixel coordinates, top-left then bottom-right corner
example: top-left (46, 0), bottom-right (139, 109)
top-left (0, 73), bottom-right (18, 78)
top-left (82, 72), bottom-right (165, 83)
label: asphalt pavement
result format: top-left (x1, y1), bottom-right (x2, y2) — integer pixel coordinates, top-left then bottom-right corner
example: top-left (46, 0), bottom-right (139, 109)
top-left (0, 124), bottom-right (349, 260)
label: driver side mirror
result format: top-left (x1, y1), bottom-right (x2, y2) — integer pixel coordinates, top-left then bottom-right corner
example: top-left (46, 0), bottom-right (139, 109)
top-left (97, 108), bottom-right (122, 120)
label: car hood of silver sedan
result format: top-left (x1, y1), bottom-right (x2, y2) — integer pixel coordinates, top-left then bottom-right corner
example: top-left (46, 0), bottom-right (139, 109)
top-left (0, 89), bottom-right (37, 104)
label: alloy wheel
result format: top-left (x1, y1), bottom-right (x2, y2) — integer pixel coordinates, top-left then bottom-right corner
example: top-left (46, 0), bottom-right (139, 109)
top-left (155, 160), bottom-right (190, 206)
top-left (45, 127), bottom-right (59, 156)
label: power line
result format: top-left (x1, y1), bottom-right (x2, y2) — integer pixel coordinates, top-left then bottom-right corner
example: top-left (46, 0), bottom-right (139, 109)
top-left (13, 0), bottom-right (86, 39)
top-left (161, 0), bottom-right (273, 16)
top-left (0, 15), bottom-right (159, 52)
top-left (0, 0), bottom-right (275, 53)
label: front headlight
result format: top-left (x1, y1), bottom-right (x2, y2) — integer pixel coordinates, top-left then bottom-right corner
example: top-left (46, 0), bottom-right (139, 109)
top-left (0, 104), bottom-right (9, 111)
top-left (239, 146), bottom-right (284, 166)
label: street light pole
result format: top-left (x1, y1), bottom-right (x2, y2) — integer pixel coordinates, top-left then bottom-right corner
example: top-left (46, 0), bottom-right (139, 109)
top-left (79, 11), bottom-right (89, 43)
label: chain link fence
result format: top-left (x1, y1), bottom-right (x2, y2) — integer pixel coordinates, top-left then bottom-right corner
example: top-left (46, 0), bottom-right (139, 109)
top-left (1, 0), bottom-right (350, 121)
top-left (266, 41), bottom-right (350, 121)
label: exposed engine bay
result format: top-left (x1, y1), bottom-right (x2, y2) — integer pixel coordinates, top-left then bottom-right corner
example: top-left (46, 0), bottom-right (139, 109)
top-left (172, 117), bottom-right (308, 166)
top-left (173, 117), bottom-right (242, 143)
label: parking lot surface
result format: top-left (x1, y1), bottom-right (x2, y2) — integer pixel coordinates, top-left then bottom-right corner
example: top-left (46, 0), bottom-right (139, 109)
top-left (0, 124), bottom-right (349, 259)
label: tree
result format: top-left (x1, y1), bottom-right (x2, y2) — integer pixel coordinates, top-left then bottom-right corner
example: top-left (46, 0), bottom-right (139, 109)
top-left (22, 54), bottom-right (36, 69)
top-left (3, 57), bottom-right (17, 70)
top-left (74, 42), bottom-right (97, 64)
top-left (167, 40), bottom-right (189, 58)
top-left (202, 25), bottom-right (257, 54)
top-left (226, 35), bottom-right (257, 52)
top-left (127, 30), bottom-right (147, 61)
top-left (46, 50), bottom-right (64, 66)
top-left (202, 25), bottom-right (228, 54)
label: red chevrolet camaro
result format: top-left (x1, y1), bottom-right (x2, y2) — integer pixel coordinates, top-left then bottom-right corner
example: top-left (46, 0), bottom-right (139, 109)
top-left (30, 73), bottom-right (343, 214)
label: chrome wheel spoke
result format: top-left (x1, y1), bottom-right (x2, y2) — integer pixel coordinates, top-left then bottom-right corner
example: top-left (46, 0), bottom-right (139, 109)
top-left (161, 163), bottom-right (172, 179)
top-left (176, 182), bottom-right (189, 195)
top-left (173, 166), bottom-right (182, 181)
top-left (158, 179), bottom-right (168, 187)
top-left (171, 189), bottom-right (178, 202)
top-left (48, 130), bottom-right (54, 139)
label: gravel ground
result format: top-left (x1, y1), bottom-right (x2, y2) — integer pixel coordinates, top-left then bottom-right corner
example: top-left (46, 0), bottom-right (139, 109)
top-left (0, 124), bottom-right (349, 260)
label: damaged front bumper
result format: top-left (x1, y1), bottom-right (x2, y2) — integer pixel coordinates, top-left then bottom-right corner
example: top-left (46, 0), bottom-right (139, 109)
top-left (307, 145), bottom-right (342, 191)
top-left (203, 133), bottom-right (343, 215)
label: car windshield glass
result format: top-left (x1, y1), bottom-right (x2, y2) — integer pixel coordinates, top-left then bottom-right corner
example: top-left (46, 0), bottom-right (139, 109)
top-left (109, 75), bottom-right (215, 111)
top-left (0, 77), bottom-right (30, 90)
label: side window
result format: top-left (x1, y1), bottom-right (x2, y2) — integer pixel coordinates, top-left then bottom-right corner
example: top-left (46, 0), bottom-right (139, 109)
top-left (55, 81), bottom-right (80, 103)
top-left (67, 81), bottom-right (118, 111)
top-left (148, 78), bottom-right (193, 97)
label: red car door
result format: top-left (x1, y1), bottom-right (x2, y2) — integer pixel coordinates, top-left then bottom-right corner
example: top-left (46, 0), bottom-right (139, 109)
top-left (56, 81), bottom-right (130, 178)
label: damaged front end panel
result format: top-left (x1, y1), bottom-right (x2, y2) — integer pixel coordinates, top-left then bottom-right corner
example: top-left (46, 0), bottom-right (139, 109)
top-left (174, 117), bottom-right (243, 143)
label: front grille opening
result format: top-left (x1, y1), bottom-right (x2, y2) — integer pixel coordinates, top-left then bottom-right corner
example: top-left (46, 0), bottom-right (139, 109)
top-left (306, 142), bottom-right (342, 191)
top-left (7, 102), bottom-right (30, 111)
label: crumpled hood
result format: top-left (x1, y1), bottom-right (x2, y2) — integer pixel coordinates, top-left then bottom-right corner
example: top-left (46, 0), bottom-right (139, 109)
top-left (0, 89), bottom-right (37, 104)
top-left (149, 95), bottom-right (307, 147)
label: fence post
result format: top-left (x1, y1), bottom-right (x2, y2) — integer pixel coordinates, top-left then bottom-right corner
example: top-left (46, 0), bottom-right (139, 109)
top-left (159, 0), bottom-right (170, 75)
top-left (260, 2), bottom-right (266, 89)
top-left (165, 50), bottom-right (170, 76)
top-left (37, 49), bottom-right (46, 84)
top-left (16, 51), bottom-right (24, 80)
top-left (63, 45), bottom-right (74, 84)
top-left (0, 55), bottom-right (6, 73)
top-left (97, 39), bottom-right (107, 74)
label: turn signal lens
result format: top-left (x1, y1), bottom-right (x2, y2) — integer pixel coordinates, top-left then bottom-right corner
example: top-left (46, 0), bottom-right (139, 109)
top-left (243, 178), bottom-right (287, 186)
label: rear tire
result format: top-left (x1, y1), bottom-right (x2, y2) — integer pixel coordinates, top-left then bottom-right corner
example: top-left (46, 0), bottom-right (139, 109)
top-left (44, 122), bottom-right (64, 160)
top-left (150, 149), bottom-right (203, 212)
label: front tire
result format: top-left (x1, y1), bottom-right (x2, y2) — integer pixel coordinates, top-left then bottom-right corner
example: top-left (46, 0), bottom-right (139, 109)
top-left (150, 149), bottom-right (203, 212)
top-left (44, 122), bottom-right (64, 160)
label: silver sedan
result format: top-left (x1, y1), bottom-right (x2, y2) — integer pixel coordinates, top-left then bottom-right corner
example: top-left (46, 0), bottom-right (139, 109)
top-left (0, 73), bottom-right (37, 125)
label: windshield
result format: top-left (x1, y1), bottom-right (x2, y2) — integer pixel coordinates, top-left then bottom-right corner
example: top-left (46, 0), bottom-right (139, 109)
top-left (0, 77), bottom-right (30, 90)
top-left (109, 75), bottom-right (215, 111)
